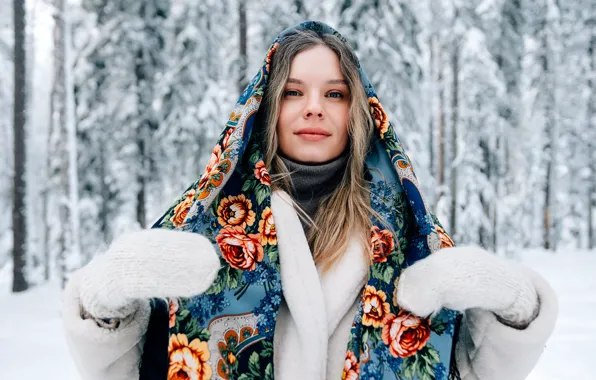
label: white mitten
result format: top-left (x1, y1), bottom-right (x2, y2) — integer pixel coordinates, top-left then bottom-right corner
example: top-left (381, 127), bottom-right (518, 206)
top-left (72, 229), bottom-right (221, 321)
top-left (395, 246), bottom-right (539, 327)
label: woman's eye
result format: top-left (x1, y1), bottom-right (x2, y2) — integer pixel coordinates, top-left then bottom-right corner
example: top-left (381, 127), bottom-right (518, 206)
top-left (327, 92), bottom-right (343, 99)
top-left (284, 90), bottom-right (300, 97)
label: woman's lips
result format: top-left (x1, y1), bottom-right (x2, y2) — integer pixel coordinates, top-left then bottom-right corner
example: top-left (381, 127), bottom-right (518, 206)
top-left (296, 133), bottom-right (330, 142)
top-left (295, 128), bottom-right (331, 142)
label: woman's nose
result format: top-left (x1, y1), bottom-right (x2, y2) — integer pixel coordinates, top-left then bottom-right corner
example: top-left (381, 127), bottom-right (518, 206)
top-left (303, 94), bottom-right (324, 119)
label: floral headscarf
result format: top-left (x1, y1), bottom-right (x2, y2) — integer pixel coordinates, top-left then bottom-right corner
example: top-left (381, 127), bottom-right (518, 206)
top-left (151, 21), bottom-right (461, 380)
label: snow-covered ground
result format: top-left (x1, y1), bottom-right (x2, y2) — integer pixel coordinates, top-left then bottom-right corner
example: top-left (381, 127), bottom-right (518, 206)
top-left (0, 249), bottom-right (593, 379)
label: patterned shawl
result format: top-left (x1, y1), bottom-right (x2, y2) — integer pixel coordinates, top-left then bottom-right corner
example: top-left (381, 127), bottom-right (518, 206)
top-left (151, 21), bottom-right (461, 380)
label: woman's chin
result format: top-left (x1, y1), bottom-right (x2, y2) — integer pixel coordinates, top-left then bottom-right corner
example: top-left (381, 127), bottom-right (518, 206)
top-left (286, 149), bottom-right (342, 165)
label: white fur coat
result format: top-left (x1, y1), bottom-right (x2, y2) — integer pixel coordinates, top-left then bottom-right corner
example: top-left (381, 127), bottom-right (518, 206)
top-left (62, 191), bottom-right (558, 380)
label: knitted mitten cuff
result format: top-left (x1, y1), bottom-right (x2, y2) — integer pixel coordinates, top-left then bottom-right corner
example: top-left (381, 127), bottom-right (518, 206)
top-left (80, 305), bottom-right (122, 329)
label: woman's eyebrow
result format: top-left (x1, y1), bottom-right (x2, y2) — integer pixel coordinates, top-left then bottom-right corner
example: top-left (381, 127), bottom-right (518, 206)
top-left (327, 79), bottom-right (348, 85)
top-left (286, 78), bottom-right (348, 85)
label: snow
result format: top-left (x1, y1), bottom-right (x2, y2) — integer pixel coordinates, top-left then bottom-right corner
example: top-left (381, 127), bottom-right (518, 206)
top-left (522, 249), bottom-right (596, 380)
top-left (0, 249), bottom-right (594, 379)
top-left (0, 282), bottom-right (81, 380)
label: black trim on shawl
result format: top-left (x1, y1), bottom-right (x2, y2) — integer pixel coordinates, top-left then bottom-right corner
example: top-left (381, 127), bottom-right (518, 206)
top-left (449, 313), bottom-right (463, 380)
top-left (139, 298), bottom-right (169, 380)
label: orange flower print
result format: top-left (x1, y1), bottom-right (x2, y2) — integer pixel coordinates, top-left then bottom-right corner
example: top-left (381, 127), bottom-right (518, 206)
top-left (217, 194), bottom-right (256, 229)
top-left (258, 207), bottom-right (276, 245)
top-left (217, 360), bottom-right (231, 380)
top-left (265, 43), bottom-right (279, 73)
top-left (168, 333), bottom-right (212, 380)
top-left (217, 330), bottom-right (239, 379)
top-left (368, 97), bottom-right (390, 137)
top-left (169, 299), bottom-right (179, 328)
top-left (222, 127), bottom-right (235, 149)
top-left (254, 160), bottom-right (271, 186)
top-left (382, 310), bottom-right (431, 358)
top-left (370, 226), bottom-right (395, 263)
top-left (361, 285), bottom-right (391, 328)
top-left (342, 350), bottom-right (359, 380)
top-left (170, 189), bottom-right (196, 227)
top-left (436, 224), bottom-right (454, 249)
top-left (199, 144), bottom-right (224, 190)
top-left (227, 352), bottom-right (236, 365)
top-left (216, 226), bottom-right (264, 271)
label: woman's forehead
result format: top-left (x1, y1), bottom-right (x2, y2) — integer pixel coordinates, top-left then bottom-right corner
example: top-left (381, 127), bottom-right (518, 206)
top-left (288, 45), bottom-right (345, 82)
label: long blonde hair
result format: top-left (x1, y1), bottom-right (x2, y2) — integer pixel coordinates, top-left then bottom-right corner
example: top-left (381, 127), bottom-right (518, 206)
top-left (260, 29), bottom-right (377, 272)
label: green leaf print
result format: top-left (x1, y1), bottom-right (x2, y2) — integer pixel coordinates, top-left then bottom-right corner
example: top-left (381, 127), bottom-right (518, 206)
top-left (262, 340), bottom-right (274, 358)
top-left (385, 137), bottom-right (401, 152)
top-left (177, 309), bottom-right (190, 321)
top-left (383, 266), bottom-right (395, 283)
top-left (391, 250), bottom-right (406, 268)
top-left (267, 245), bottom-right (279, 263)
top-left (255, 184), bottom-right (269, 205)
top-left (248, 352), bottom-right (261, 377)
top-left (430, 318), bottom-right (448, 335)
top-left (371, 264), bottom-right (385, 282)
top-left (264, 363), bottom-right (274, 380)
top-left (194, 327), bottom-right (211, 342)
top-left (183, 318), bottom-right (200, 341)
top-left (227, 266), bottom-right (243, 289)
top-left (249, 148), bottom-right (261, 165)
top-left (242, 177), bottom-right (257, 192)
top-left (362, 329), bottom-right (370, 346)
top-left (401, 344), bottom-right (441, 380)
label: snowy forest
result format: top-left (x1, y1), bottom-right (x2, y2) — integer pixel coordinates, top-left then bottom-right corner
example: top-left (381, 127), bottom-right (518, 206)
top-left (1, 0), bottom-right (595, 291)
top-left (1, 0), bottom-right (595, 378)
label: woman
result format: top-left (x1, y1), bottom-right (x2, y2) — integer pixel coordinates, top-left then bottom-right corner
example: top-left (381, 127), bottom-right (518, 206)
top-left (63, 22), bottom-right (557, 380)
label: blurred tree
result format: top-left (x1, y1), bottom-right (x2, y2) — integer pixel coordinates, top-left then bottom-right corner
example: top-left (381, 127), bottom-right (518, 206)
top-left (12, 0), bottom-right (28, 292)
top-left (50, 0), bottom-right (81, 287)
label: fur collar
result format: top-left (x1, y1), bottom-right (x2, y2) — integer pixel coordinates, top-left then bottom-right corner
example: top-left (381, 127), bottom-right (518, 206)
top-left (271, 191), bottom-right (368, 379)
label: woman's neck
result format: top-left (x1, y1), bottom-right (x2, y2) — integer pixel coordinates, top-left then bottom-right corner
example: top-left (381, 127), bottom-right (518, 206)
top-left (279, 153), bottom-right (348, 220)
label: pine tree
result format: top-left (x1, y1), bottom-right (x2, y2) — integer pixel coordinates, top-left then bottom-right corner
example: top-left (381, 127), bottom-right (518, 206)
top-left (457, 27), bottom-right (506, 248)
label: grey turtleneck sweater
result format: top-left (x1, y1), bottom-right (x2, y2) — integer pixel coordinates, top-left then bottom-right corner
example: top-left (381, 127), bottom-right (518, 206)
top-left (279, 154), bottom-right (348, 233)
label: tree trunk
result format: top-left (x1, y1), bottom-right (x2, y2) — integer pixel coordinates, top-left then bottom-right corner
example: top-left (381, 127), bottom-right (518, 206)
top-left (43, 56), bottom-right (58, 282)
top-left (449, 42), bottom-right (459, 239)
top-left (52, 0), bottom-right (80, 287)
top-left (134, 4), bottom-right (148, 229)
top-left (437, 41), bottom-right (446, 201)
top-left (42, 130), bottom-right (50, 281)
top-left (64, 6), bottom-right (80, 269)
top-left (41, 187), bottom-right (49, 281)
top-left (136, 127), bottom-right (147, 229)
top-left (134, 2), bottom-right (164, 229)
top-left (99, 139), bottom-right (110, 242)
top-left (493, 136), bottom-right (502, 252)
top-left (590, 165), bottom-right (595, 249)
top-left (543, 160), bottom-right (552, 250)
top-left (588, 31), bottom-right (595, 249)
top-left (541, 33), bottom-right (555, 251)
top-left (479, 139), bottom-right (490, 249)
top-left (238, 0), bottom-right (248, 94)
top-left (428, 36), bottom-right (435, 192)
top-left (12, 0), bottom-right (28, 293)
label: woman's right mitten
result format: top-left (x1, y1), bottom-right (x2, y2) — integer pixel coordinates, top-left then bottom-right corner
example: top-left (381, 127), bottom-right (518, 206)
top-left (72, 229), bottom-right (222, 321)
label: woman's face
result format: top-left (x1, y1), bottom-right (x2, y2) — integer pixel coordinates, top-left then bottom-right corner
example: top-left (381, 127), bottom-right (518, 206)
top-left (277, 45), bottom-right (351, 164)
